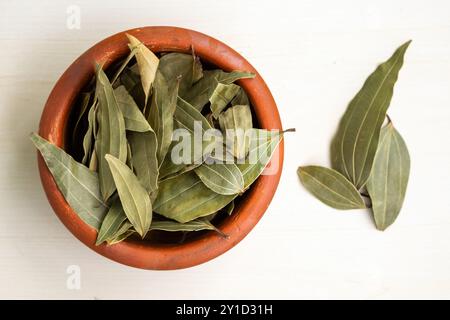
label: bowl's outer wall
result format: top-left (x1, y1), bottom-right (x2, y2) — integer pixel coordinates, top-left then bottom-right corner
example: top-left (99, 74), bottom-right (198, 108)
top-left (38, 26), bottom-right (284, 270)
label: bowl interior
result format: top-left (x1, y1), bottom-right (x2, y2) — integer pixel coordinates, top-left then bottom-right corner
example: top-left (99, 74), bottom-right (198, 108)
top-left (65, 50), bottom-right (260, 246)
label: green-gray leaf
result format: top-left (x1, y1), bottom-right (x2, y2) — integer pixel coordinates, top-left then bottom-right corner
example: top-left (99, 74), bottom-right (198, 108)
top-left (297, 166), bottom-right (366, 210)
top-left (231, 87), bottom-right (250, 106)
top-left (114, 85), bottom-right (151, 132)
top-left (182, 71), bottom-right (219, 111)
top-left (210, 83), bottom-right (240, 119)
top-left (153, 171), bottom-right (234, 223)
top-left (126, 34), bottom-right (159, 104)
top-left (30, 133), bottom-right (108, 230)
top-left (128, 130), bottom-right (159, 194)
top-left (95, 65), bottom-right (127, 201)
top-left (330, 40), bottom-right (411, 189)
top-left (111, 48), bottom-right (136, 85)
top-left (219, 104), bottom-right (253, 159)
top-left (237, 129), bottom-right (283, 189)
top-left (194, 163), bottom-right (244, 195)
top-left (213, 70), bottom-right (255, 84)
top-left (105, 154), bottom-right (152, 237)
top-left (106, 221), bottom-right (134, 245)
top-left (174, 97), bottom-right (216, 163)
top-left (148, 71), bottom-right (179, 164)
top-left (158, 52), bottom-right (203, 96)
top-left (95, 198), bottom-right (127, 245)
top-left (150, 218), bottom-right (215, 232)
top-left (182, 70), bottom-right (254, 111)
top-left (366, 123), bottom-right (410, 231)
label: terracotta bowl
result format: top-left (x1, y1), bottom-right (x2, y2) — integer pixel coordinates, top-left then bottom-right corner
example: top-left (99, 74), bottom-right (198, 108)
top-left (37, 26), bottom-right (284, 270)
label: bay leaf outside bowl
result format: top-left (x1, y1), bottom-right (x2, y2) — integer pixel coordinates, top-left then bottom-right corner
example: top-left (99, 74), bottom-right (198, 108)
top-left (37, 26), bottom-right (284, 270)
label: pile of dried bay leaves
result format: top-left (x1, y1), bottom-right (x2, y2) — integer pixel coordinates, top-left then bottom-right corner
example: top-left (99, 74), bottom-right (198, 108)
top-left (298, 41), bottom-right (411, 231)
top-left (31, 34), bottom-right (285, 245)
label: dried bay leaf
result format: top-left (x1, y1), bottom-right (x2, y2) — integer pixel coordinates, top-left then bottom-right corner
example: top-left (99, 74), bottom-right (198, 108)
top-left (182, 70), bottom-right (254, 111)
top-left (159, 157), bottom-right (200, 181)
top-left (126, 34), bottom-right (159, 104)
top-left (366, 123), bottom-right (410, 231)
top-left (158, 52), bottom-right (203, 96)
top-left (174, 97), bottom-right (217, 163)
top-left (194, 163), bottom-right (244, 195)
top-left (298, 166), bottom-right (366, 210)
top-left (175, 97), bottom-right (213, 131)
top-left (114, 85), bottom-right (151, 132)
top-left (330, 41), bottom-right (411, 189)
top-left (105, 154), bottom-right (152, 238)
top-left (153, 171), bottom-right (234, 223)
top-left (219, 104), bottom-right (253, 159)
top-left (96, 66), bottom-right (127, 201)
top-left (111, 48), bottom-right (136, 85)
top-left (30, 133), bottom-right (108, 230)
top-left (231, 87), bottom-right (250, 106)
top-left (210, 83), bottom-right (240, 119)
top-left (182, 71), bottom-right (219, 111)
top-left (238, 129), bottom-right (283, 189)
top-left (231, 88), bottom-right (250, 106)
top-left (148, 71), bottom-right (179, 164)
top-left (106, 221), bottom-right (134, 245)
top-left (214, 70), bottom-right (255, 84)
top-left (95, 198), bottom-right (127, 245)
top-left (150, 218), bottom-right (216, 232)
top-left (128, 130), bottom-right (159, 194)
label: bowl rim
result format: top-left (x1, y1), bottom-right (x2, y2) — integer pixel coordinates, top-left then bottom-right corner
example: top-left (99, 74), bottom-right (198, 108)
top-left (37, 26), bottom-right (284, 270)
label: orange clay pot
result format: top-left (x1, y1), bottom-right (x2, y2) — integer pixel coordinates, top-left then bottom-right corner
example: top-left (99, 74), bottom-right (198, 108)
top-left (37, 26), bottom-right (284, 270)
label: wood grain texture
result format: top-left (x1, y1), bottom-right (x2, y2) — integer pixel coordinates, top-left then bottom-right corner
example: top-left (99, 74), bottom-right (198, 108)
top-left (1, 0), bottom-right (450, 299)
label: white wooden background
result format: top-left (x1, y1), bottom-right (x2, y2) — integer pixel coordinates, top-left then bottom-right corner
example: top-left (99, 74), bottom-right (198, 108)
top-left (1, 0), bottom-right (450, 299)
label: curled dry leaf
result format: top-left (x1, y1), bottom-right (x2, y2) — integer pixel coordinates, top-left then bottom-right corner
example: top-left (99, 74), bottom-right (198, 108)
top-left (210, 83), bottom-right (240, 119)
top-left (126, 34), bottom-right (159, 104)
top-left (114, 85), bottom-right (151, 132)
top-left (219, 104), bottom-right (253, 159)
